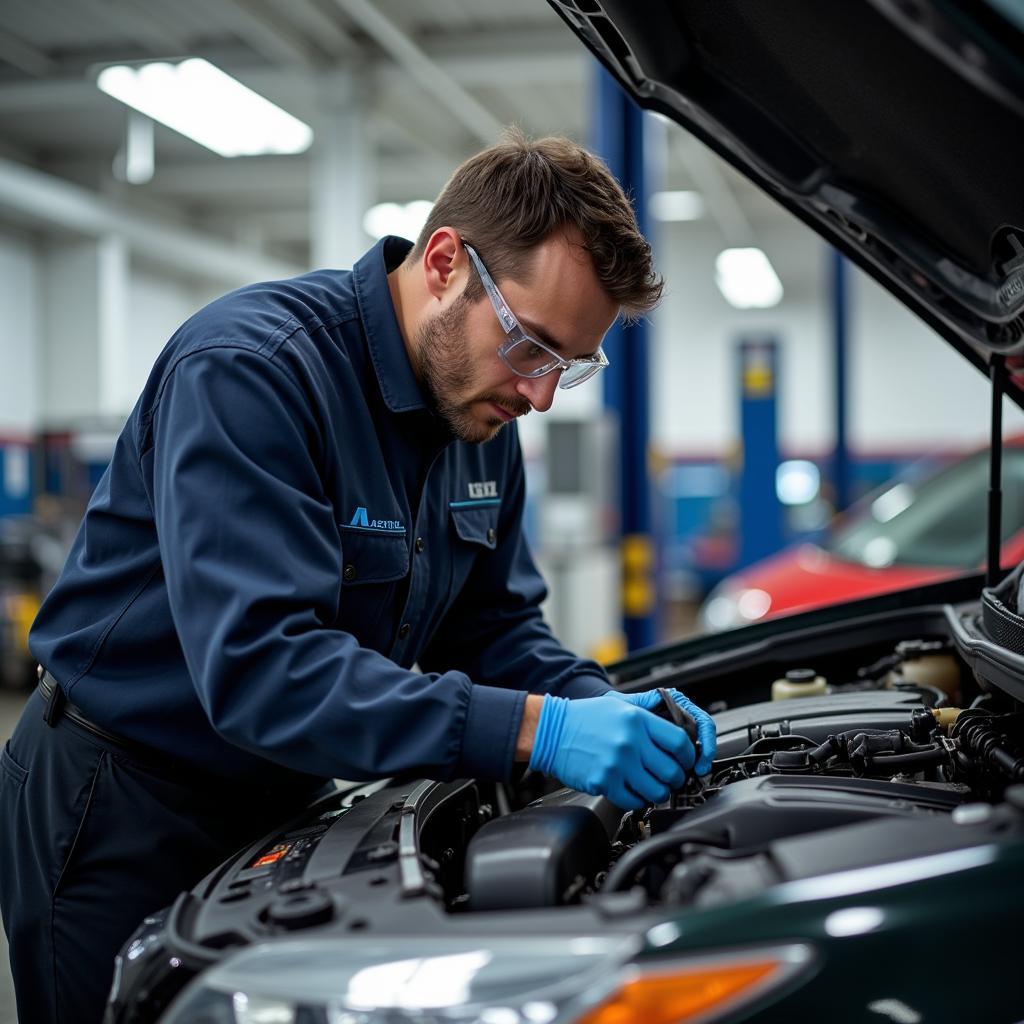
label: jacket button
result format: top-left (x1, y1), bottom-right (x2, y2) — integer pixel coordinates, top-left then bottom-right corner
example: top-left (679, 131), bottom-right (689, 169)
top-left (487, 528), bottom-right (496, 544)
top-left (398, 623), bottom-right (411, 639)
top-left (343, 564), bottom-right (356, 582)
top-left (415, 537), bottom-right (425, 553)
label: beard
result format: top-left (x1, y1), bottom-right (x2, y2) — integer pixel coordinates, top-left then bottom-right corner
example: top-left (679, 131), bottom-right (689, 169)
top-left (417, 294), bottom-right (532, 444)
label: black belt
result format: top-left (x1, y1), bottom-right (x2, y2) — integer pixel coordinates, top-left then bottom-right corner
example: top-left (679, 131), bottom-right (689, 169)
top-left (39, 671), bottom-right (138, 749)
top-left (36, 671), bottom-right (214, 784)
top-left (36, 670), bottom-right (325, 797)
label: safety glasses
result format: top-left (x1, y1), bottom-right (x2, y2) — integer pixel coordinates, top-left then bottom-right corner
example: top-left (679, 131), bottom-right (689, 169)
top-left (464, 243), bottom-right (610, 389)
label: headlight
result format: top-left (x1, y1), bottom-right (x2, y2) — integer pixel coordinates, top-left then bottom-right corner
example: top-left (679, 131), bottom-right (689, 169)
top-left (159, 937), bottom-right (813, 1024)
top-left (699, 586), bottom-right (772, 632)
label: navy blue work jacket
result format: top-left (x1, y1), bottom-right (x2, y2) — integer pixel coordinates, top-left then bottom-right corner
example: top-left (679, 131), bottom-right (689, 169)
top-left (29, 237), bottom-right (611, 788)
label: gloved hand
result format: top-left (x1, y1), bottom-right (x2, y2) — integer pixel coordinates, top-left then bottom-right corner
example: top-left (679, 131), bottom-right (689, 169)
top-left (609, 689), bottom-right (717, 775)
top-left (528, 692), bottom-right (694, 811)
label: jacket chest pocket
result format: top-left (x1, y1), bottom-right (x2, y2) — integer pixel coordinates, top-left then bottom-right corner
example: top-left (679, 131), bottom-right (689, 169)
top-left (447, 504), bottom-right (499, 604)
top-left (336, 527), bottom-right (410, 642)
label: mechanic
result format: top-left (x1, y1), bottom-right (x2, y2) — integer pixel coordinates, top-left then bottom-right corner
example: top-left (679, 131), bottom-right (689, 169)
top-left (0, 129), bottom-right (716, 1024)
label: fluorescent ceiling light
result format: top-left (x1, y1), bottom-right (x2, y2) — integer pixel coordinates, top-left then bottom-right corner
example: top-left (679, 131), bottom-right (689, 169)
top-left (97, 59), bottom-right (313, 158)
top-left (363, 201), bottom-right (433, 242)
top-left (649, 190), bottom-right (704, 221)
top-left (714, 247), bottom-right (784, 308)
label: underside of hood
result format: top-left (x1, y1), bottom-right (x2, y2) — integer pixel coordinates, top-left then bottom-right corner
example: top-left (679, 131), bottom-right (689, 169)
top-left (549, 0), bottom-right (1024, 395)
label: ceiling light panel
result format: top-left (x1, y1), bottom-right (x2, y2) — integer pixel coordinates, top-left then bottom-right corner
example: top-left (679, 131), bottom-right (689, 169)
top-left (97, 59), bottom-right (314, 158)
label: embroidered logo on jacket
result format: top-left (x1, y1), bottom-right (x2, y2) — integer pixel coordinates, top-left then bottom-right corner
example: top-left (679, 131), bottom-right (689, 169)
top-left (467, 480), bottom-right (498, 499)
top-left (349, 506), bottom-right (405, 532)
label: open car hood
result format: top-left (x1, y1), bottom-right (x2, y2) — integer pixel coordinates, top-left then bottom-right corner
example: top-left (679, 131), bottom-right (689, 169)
top-left (548, 0), bottom-right (1024, 394)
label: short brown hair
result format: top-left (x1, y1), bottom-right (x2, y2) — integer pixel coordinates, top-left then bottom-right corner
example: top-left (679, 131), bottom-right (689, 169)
top-left (408, 127), bottom-right (663, 320)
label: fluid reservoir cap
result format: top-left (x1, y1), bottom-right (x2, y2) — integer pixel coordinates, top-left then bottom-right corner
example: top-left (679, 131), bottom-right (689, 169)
top-left (784, 668), bottom-right (817, 684)
top-left (772, 670), bottom-right (827, 701)
top-left (267, 889), bottom-right (336, 930)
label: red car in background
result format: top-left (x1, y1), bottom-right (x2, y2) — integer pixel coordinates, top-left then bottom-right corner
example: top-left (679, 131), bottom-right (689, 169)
top-left (699, 437), bottom-right (1024, 631)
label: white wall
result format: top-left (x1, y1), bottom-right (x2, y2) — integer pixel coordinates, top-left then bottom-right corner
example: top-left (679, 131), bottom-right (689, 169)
top-left (652, 218), bottom-right (1024, 457)
top-left (849, 273), bottom-right (1024, 449)
top-left (37, 241), bottom-right (206, 427)
top-left (125, 268), bottom-right (204, 412)
top-left (40, 238), bottom-right (108, 424)
top-left (0, 228), bottom-right (40, 434)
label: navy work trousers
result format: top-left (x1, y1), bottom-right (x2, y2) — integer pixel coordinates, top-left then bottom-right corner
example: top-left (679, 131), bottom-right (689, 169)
top-left (0, 689), bottom-right (318, 1024)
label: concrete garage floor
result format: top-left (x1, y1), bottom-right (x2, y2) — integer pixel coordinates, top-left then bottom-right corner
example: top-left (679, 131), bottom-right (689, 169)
top-left (1, 687), bottom-right (27, 1024)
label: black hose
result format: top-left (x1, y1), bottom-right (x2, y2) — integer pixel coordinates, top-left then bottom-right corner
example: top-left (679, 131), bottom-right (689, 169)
top-left (603, 831), bottom-right (727, 893)
top-left (745, 735), bottom-right (817, 754)
top-left (991, 747), bottom-right (1024, 781)
top-left (957, 718), bottom-right (1024, 781)
top-left (953, 714), bottom-right (1024, 780)
top-left (809, 729), bottom-right (940, 769)
top-left (867, 748), bottom-right (947, 769)
top-left (710, 753), bottom-right (783, 768)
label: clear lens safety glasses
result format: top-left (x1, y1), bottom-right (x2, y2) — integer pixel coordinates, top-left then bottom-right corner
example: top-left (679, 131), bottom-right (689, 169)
top-left (464, 243), bottom-right (610, 389)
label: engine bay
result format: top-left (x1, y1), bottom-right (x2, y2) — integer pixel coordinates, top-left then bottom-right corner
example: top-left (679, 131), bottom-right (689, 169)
top-left (106, 592), bottom-right (1024, 1023)
top-left (454, 617), bottom-right (1024, 914)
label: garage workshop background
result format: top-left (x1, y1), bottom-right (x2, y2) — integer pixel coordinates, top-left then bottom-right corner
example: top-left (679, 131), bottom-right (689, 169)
top-left (1, 5), bottom-right (1023, 1012)
top-left (2, 0), bottom-right (1022, 655)
top-left (1, 0), bottom-right (1023, 1015)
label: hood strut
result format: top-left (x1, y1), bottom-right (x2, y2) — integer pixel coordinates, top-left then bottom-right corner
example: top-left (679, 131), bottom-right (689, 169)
top-left (988, 354), bottom-right (1006, 588)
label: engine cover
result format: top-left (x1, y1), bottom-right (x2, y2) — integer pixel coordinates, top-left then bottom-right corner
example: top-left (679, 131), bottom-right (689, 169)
top-left (666, 773), bottom-right (966, 849)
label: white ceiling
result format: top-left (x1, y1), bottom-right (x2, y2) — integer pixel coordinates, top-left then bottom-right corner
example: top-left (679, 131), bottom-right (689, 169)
top-left (0, 0), bottom-right (790, 269)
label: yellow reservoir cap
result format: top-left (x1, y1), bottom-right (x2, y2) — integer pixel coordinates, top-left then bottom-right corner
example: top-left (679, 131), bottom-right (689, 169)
top-left (932, 707), bottom-right (963, 731)
top-left (575, 954), bottom-right (800, 1024)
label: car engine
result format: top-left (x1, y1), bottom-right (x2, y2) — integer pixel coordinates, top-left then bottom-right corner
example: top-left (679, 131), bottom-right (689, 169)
top-left (457, 632), bottom-right (1024, 914)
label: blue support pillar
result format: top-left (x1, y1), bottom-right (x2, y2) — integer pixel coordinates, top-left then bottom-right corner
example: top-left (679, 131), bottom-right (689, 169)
top-left (737, 337), bottom-right (784, 568)
top-left (831, 248), bottom-right (852, 512)
top-left (592, 67), bottom-right (655, 651)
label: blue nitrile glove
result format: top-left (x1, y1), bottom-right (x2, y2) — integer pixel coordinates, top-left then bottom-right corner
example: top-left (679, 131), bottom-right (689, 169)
top-left (528, 693), bottom-right (694, 811)
top-left (609, 689), bottom-right (717, 776)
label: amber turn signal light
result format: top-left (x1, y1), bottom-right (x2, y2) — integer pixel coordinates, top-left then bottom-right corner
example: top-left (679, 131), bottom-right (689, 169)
top-left (575, 949), bottom-right (810, 1024)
